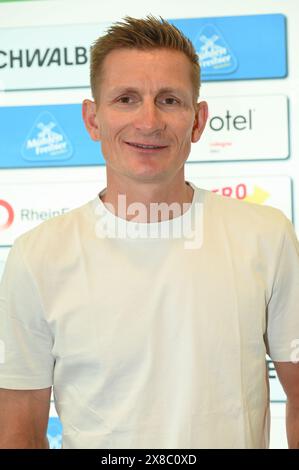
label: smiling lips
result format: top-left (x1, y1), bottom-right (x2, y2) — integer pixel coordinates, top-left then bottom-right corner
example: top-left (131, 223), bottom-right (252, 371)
top-left (125, 141), bottom-right (168, 151)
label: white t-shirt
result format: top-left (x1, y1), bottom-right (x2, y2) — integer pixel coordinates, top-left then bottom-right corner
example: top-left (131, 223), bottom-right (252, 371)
top-left (1, 183), bottom-right (299, 449)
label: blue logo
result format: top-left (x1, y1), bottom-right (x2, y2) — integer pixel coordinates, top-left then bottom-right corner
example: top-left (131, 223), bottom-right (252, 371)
top-left (22, 111), bottom-right (73, 162)
top-left (0, 104), bottom-right (105, 168)
top-left (195, 24), bottom-right (238, 75)
top-left (170, 14), bottom-right (287, 81)
top-left (47, 417), bottom-right (62, 449)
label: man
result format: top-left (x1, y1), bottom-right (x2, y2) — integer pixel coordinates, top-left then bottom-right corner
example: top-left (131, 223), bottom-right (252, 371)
top-left (0, 16), bottom-right (299, 449)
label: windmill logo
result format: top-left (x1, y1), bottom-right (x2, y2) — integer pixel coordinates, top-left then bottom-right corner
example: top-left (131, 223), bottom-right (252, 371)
top-left (22, 111), bottom-right (73, 162)
top-left (195, 24), bottom-right (238, 76)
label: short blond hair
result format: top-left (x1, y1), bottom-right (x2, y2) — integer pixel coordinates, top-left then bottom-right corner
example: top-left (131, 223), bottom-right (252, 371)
top-left (90, 15), bottom-right (200, 103)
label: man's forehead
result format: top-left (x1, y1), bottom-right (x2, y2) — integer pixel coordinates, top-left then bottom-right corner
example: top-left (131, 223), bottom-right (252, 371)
top-left (100, 49), bottom-right (193, 90)
top-left (101, 48), bottom-right (192, 77)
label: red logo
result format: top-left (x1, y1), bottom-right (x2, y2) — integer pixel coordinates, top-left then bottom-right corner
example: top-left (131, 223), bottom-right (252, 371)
top-left (0, 200), bottom-right (14, 230)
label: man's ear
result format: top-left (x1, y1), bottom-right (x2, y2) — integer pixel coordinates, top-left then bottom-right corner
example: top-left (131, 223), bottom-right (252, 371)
top-left (82, 99), bottom-right (101, 141)
top-left (191, 101), bottom-right (208, 143)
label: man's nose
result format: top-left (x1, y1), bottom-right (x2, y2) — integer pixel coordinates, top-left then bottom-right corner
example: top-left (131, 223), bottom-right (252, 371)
top-left (133, 100), bottom-right (165, 133)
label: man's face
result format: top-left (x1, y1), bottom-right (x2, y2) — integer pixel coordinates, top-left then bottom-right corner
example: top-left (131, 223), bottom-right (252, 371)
top-left (83, 48), bottom-right (207, 184)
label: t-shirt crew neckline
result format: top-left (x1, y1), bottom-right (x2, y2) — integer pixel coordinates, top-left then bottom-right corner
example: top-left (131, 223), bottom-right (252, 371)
top-left (89, 181), bottom-right (204, 240)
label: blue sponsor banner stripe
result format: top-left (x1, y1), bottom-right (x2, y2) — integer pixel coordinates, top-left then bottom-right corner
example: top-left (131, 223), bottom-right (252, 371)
top-left (170, 14), bottom-right (287, 81)
top-left (47, 417), bottom-right (62, 449)
top-left (0, 104), bottom-right (105, 168)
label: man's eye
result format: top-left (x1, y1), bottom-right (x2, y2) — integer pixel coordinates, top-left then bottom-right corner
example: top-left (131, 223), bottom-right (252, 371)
top-left (162, 97), bottom-right (179, 105)
top-left (118, 96), bottom-right (134, 104)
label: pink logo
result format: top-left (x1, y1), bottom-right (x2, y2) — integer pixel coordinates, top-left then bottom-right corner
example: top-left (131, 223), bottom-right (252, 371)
top-left (0, 199), bottom-right (14, 230)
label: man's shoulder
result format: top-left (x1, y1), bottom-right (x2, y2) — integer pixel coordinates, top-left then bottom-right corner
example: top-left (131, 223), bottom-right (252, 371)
top-left (204, 189), bottom-right (288, 230)
top-left (15, 198), bottom-right (94, 255)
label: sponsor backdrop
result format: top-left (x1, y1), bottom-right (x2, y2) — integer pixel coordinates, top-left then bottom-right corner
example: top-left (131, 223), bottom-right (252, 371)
top-left (1, 0), bottom-right (298, 449)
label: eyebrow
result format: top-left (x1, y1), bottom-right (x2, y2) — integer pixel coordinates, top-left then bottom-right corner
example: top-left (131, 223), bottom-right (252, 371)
top-left (109, 86), bottom-right (187, 97)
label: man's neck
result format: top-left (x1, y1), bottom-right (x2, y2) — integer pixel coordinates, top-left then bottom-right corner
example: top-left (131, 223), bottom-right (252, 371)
top-left (100, 175), bottom-right (194, 223)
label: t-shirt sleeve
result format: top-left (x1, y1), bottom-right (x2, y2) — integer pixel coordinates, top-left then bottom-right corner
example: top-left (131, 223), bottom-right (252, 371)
top-left (266, 216), bottom-right (299, 362)
top-left (0, 239), bottom-right (54, 389)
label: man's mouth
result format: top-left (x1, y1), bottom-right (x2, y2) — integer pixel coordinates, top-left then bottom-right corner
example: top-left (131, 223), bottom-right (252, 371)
top-left (125, 141), bottom-right (168, 150)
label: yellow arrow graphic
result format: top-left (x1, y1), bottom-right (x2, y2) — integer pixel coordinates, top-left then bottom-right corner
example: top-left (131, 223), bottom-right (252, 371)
top-left (244, 186), bottom-right (270, 205)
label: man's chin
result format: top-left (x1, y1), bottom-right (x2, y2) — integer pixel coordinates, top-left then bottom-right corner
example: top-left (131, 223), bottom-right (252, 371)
top-left (125, 167), bottom-right (171, 184)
